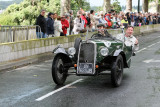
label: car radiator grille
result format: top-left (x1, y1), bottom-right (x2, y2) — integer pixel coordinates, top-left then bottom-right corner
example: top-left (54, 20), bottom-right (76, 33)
top-left (79, 43), bottom-right (95, 64)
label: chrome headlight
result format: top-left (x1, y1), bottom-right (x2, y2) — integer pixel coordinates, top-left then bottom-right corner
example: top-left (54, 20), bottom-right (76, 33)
top-left (100, 47), bottom-right (109, 56)
top-left (68, 47), bottom-right (76, 56)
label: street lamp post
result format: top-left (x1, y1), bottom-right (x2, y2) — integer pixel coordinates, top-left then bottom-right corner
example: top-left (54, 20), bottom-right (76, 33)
top-left (138, 0), bottom-right (140, 13)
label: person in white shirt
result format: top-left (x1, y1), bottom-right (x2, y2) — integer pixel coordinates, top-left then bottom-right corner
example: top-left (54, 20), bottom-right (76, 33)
top-left (99, 14), bottom-right (107, 26)
top-left (54, 16), bottom-right (63, 37)
top-left (116, 26), bottom-right (139, 52)
top-left (73, 15), bottom-right (83, 34)
top-left (94, 13), bottom-right (101, 29)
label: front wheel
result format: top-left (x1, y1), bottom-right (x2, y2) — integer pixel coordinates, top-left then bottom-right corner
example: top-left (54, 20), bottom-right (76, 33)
top-left (111, 55), bottom-right (124, 87)
top-left (52, 56), bottom-right (68, 85)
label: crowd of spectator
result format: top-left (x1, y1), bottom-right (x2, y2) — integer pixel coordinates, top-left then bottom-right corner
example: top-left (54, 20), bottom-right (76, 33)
top-left (35, 9), bottom-right (160, 38)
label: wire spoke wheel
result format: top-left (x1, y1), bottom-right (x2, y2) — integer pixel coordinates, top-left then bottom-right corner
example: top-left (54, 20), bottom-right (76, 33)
top-left (52, 56), bottom-right (68, 85)
top-left (56, 59), bottom-right (64, 79)
top-left (111, 55), bottom-right (123, 87)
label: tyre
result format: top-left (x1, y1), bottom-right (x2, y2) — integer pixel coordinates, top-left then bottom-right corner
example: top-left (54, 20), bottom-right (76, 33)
top-left (74, 38), bottom-right (81, 61)
top-left (111, 55), bottom-right (124, 87)
top-left (52, 55), bottom-right (68, 85)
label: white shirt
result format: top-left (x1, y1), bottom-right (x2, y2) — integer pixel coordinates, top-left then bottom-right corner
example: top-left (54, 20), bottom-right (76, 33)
top-left (54, 20), bottom-right (63, 37)
top-left (116, 33), bottom-right (139, 51)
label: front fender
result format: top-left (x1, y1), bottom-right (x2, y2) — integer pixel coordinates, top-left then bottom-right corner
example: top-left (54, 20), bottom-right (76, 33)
top-left (53, 53), bottom-right (73, 67)
top-left (113, 50), bottom-right (130, 68)
top-left (53, 47), bottom-right (68, 55)
top-left (113, 49), bottom-right (123, 56)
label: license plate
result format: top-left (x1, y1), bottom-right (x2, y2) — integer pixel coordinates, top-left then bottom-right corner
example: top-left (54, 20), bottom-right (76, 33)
top-left (78, 63), bottom-right (93, 74)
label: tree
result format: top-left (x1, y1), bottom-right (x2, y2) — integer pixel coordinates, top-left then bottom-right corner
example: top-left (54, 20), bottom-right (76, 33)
top-left (0, 0), bottom-right (90, 26)
top-left (111, 0), bottom-right (121, 13)
top-left (70, 0), bottom-right (90, 15)
top-left (60, 0), bottom-right (70, 16)
top-left (142, 0), bottom-right (149, 13)
top-left (103, 0), bottom-right (111, 13)
top-left (126, 0), bottom-right (132, 12)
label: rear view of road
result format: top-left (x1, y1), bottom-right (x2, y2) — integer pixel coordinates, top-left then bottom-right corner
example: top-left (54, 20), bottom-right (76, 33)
top-left (1, 32), bottom-right (160, 107)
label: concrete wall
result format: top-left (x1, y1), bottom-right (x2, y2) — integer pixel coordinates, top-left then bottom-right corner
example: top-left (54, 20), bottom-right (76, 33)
top-left (0, 24), bottom-right (160, 63)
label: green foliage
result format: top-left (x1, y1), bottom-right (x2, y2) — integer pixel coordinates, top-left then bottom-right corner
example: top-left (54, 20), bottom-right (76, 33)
top-left (0, 14), bottom-right (17, 25)
top-left (149, 0), bottom-right (160, 2)
top-left (71, 0), bottom-right (90, 13)
top-left (111, 0), bottom-right (121, 13)
top-left (48, 0), bottom-right (60, 14)
top-left (0, 0), bottom-right (90, 26)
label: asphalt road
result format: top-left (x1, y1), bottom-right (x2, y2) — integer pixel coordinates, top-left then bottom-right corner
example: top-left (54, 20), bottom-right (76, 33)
top-left (1, 32), bottom-right (160, 107)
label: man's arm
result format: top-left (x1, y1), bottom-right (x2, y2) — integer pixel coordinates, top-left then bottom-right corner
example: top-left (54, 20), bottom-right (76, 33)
top-left (131, 36), bottom-right (139, 51)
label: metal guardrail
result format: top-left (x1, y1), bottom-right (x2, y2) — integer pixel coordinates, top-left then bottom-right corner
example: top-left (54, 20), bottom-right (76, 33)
top-left (0, 25), bottom-right (42, 43)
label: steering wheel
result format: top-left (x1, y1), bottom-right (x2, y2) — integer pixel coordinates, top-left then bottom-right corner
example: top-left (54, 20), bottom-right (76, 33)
top-left (91, 34), bottom-right (101, 39)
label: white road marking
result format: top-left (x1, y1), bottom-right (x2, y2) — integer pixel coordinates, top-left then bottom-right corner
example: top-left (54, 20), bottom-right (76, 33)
top-left (136, 48), bottom-right (147, 53)
top-left (147, 44), bottom-right (155, 48)
top-left (143, 59), bottom-right (160, 63)
top-left (136, 41), bottom-right (160, 53)
top-left (35, 79), bottom-right (83, 101)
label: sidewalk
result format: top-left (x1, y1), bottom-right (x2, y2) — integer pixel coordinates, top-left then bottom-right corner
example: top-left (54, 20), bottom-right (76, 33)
top-left (0, 52), bottom-right (54, 72)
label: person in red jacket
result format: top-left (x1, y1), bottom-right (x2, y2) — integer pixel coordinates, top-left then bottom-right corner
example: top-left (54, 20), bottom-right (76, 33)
top-left (81, 13), bottom-right (88, 29)
top-left (61, 15), bottom-right (69, 36)
top-left (105, 12), bottom-right (112, 28)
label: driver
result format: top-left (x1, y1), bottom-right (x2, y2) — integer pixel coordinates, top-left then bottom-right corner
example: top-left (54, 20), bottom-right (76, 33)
top-left (116, 25), bottom-right (139, 53)
top-left (94, 23), bottom-right (113, 38)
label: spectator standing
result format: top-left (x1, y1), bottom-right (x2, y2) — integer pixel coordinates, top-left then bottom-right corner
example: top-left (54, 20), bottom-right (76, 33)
top-left (117, 15), bottom-right (121, 27)
top-left (65, 14), bottom-right (70, 36)
top-left (146, 16), bottom-right (150, 25)
top-left (86, 13), bottom-right (92, 31)
top-left (53, 13), bottom-right (58, 20)
top-left (35, 10), bottom-right (47, 38)
top-left (131, 18), bottom-right (135, 26)
top-left (73, 15), bottom-right (83, 34)
top-left (134, 13), bottom-right (139, 26)
top-left (81, 13), bottom-right (88, 29)
top-left (46, 12), bottom-right (54, 37)
top-left (126, 12), bottom-right (131, 25)
top-left (138, 14), bottom-right (144, 26)
top-left (99, 13), bottom-right (107, 26)
top-left (149, 15), bottom-right (153, 25)
top-left (90, 10), bottom-right (96, 30)
top-left (112, 13), bottom-right (118, 29)
top-left (94, 13), bottom-right (101, 28)
top-left (153, 13), bottom-right (157, 24)
top-left (121, 16), bottom-right (128, 28)
top-left (61, 15), bottom-right (69, 36)
top-left (143, 14), bottom-right (147, 25)
top-left (69, 10), bottom-right (74, 35)
top-left (54, 16), bottom-right (63, 37)
top-left (158, 14), bottom-right (160, 24)
top-left (105, 12), bottom-right (112, 28)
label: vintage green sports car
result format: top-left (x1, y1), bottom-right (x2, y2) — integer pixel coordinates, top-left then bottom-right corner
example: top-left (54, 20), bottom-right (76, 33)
top-left (52, 32), bottom-right (133, 87)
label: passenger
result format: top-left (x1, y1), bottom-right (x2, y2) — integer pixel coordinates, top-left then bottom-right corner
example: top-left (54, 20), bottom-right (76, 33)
top-left (116, 25), bottom-right (139, 52)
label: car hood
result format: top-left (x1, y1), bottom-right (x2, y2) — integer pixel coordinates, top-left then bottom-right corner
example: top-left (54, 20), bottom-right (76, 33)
top-left (85, 39), bottom-right (124, 62)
